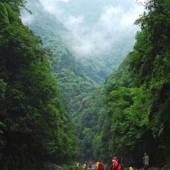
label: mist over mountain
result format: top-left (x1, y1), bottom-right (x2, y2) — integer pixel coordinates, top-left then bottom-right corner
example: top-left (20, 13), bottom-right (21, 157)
top-left (22, 0), bottom-right (145, 81)
top-left (2, 0), bottom-right (170, 168)
top-left (20, 0), bottom-right (145, 122)
top-left (38, 0), bottom-right (144, 58)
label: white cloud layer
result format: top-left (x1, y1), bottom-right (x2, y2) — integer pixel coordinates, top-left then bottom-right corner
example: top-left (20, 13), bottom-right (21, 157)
top-left (23, 0), bottom-right (145, 58)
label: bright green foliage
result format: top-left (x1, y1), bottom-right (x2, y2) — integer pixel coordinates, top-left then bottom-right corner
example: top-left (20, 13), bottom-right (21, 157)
top-left (0, 1), bottom-right (77, 169)
top-left (103, 57), bottom-right (158, 166)
top-left (22, 0), bottom-right (98, 119)
top-left (103, 0), bottom-right (170, 166)
top-left (21, 0), bottom-right (140, 163)
top-left (129, 0), bottom-right (170, 164)
top-left (0, 0), bottom-right (26, 12)
top-left (16, 0), bottom-right (170, 166)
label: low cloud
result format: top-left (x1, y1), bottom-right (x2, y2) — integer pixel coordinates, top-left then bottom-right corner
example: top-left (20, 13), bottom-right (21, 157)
top-left (21, 13), bottom-right (34, 25)
top-left (60, 1), bottom-right (144, 57)
top-left (23, 0), bottom-right (145, 58)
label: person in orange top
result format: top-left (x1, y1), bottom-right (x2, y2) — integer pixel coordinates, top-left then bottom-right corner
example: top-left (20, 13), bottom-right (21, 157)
top-left (96, 162), bottom-right (99, 170)
top-left (111, 157), bottom-right (122, 170)
top-left (112, 157), bottom-right (118, 170)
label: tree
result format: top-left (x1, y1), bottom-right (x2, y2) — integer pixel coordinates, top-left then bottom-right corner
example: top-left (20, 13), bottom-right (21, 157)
top-left (130, 0), bottom-right (170, 165)
top-left (0, 1), bottom-right (78, 169)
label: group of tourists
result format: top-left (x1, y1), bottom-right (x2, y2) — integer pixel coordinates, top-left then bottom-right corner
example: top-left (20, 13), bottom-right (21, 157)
top-left (77, 161), bottom-right (93, 170)
top-left (76, 152), bottom-right (149, 170)
top-left (77, 160), bottom-right (104, 170)
top-left (111, 152), bottom-right (149, 170)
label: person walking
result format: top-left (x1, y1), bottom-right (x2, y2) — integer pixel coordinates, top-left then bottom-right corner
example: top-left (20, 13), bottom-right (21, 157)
top-left (76, 162), bottom-right (80, 170)
top-left (143, 153), bottom-right (149, 170)
top-left (89, 160), bottom-right (92, 170)
top-left (98, 161), bottom-right (104, 170)
top-left (83, 161), bottom-right (88, 170)
top-left (96, 162), bottom-right (99, 170)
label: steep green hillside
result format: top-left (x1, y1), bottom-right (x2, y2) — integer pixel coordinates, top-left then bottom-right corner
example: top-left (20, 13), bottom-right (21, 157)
top-left (20, 0), bottom-right (142, 162)
top-left (54, 0), bottom-right (138, 82)
top-left (21, 0), bottom-right (98, 115)
top-left (24, 0), bottom-right (139, 83)
top-left (2, 0), bottom-right (170, 168)
top-left (102, 0), bottom-right (170, 167)
top-left (0, 1), bottom-right (77, 169)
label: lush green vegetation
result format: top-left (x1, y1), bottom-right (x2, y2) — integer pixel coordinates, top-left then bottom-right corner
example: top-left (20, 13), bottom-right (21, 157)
top-left (21, 2), bottom-right (136, 164)
top-left (1, 0), bottom-right (170, 169)
top-left (99, 0), bottom-right (170, 167)
top-left (21, 0), bottom-right (170, 167)
top-left (0, 1), bottom-right (78, 169)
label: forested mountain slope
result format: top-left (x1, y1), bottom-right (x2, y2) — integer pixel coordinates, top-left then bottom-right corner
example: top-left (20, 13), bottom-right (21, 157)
top-left (22, 0), bottom-right (140, 84)
top-left (21, 1), bottom-right (106, 162)
top-left (21, 0), bottom-right (98, 116)
top-left (20, 0), bottom-right (142, 162)
top-left (47, 0), bottom-right (140, 79)
top-left (20, 0), bottom-right (145, 163)
top-left (1, 0), bottom-right (170, 169)
top-left (0, 1), bottom-right (77, 169)
top-left (102, 0), bottom-right (170, 167)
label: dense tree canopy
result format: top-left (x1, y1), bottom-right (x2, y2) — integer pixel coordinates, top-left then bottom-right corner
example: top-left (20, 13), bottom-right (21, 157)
top-left (0, 1), bottom-right (77, 169)
top-left (1, 0), bottom-right (170, 169)
top-left (130, 0), bottom-right (170, 164)
top-left (103, 0), bottom-right (170, 167)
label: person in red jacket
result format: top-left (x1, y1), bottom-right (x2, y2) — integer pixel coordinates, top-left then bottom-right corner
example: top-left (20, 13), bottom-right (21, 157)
top-left (111, 157), bottom-right (122, 170)
top-left (112, 158), bottom-right (118, 170)
top-left (98, 161), bottom-right (104, 170)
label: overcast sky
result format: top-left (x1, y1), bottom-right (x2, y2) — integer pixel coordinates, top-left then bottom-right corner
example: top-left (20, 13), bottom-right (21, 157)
top-left (22, 0), bottom-right (146, 58)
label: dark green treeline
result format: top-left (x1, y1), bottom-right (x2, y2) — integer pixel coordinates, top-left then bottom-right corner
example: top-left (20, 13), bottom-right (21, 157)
top-left (100, 0), bottom-right (170, 167)
top-left (1, 0), bottom-right (170, 169)
top-left (0, 0), bottom-right (78, 169)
